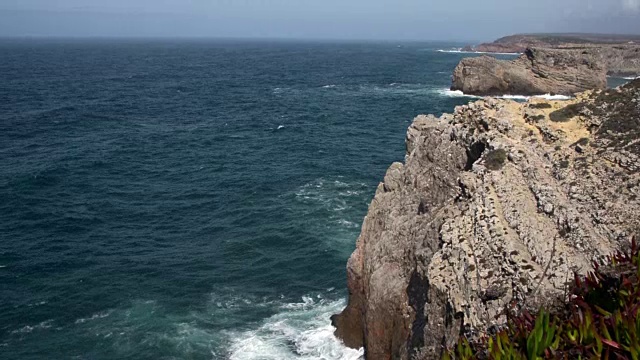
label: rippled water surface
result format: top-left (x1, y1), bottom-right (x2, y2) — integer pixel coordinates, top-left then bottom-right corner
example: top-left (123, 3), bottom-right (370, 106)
top-left (1, 39), bottom-right (497, 359)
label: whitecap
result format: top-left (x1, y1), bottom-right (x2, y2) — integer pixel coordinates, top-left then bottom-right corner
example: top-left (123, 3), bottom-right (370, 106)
top-left (437, 89), bottom-right (481, 98)
top-left (436, 48), bottom-right (462, 53)
top-left (227, 297), bottom-right (363, 360)
top-left (503, 94), bottom-right (572, 100)
top-left (623, 76), bottom-right (639, 80)
top-left (322, 85), bottom-right (337, 89)
top-left (27, 300), bottom-right (47, 307)
top-left (436, 89), bottom-right (571, 100)
top-left (436, 49), bottom-right (522, 55)
top-left (0, 265), bottom-right (6, 268)
top-left (75, 310), bottom-right (114, 324)
top-left (11, 320), bottom-right (53, 334)
top-left (337, 219), bottom-right (359, 228)
top-left (277, 125), bottom-right (285, 130)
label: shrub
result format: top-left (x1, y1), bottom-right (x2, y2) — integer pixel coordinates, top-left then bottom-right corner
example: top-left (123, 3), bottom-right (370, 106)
top-left (549, 103), bottom-right (583, 122)
top-left (485, 149), bottom-right (508, 171)
top-left (529, 103), bottom-right (553, 110)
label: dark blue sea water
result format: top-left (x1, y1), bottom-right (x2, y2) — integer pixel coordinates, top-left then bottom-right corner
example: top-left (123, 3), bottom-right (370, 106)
top-left (0, 39), bottom-right (522, 359)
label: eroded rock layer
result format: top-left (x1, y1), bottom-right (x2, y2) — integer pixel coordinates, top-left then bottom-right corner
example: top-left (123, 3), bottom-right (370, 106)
top-left (333, 79), bottom-right (640, 360)
top-left (451, 48), bottom-right (607, 96)
top-left (464, 34), bottom-right (640, 76)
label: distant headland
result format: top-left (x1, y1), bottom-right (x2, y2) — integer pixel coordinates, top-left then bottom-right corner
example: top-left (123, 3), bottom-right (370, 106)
top-left (462, 33), bottom-right (640, 77)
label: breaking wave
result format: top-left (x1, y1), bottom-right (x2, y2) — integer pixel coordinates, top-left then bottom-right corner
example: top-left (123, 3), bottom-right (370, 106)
top-left (436, 89), bottom-right (571, 100)
top-left (227, 297), bottom-right (363, 360)
top-left (436, 49), bottom-right (522, 56)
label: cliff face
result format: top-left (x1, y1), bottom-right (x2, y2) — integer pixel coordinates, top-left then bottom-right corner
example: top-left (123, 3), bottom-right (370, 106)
top-left (333, 79), bottom-right (640, 359)
top-left (451, 48), bottom-right (607, 96)
top-left (466, 34), bottom-right (640, 76)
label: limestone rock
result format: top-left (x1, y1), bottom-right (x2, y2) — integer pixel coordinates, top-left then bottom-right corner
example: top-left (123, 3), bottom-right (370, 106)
top-left (451, 48), bottom-right (607, 96)
top-left (333, 79), bottom-right (640, 359)
top-left (465, 34), bottom-right (640, 76)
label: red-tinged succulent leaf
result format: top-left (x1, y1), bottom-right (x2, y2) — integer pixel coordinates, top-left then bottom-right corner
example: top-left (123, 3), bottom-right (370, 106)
top-left (603, 338), bottom-right (622, 349)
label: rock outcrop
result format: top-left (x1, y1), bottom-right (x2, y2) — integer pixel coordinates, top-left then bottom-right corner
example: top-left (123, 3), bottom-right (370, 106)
top-left (450, 48), bottom-right (607, 96)
top-left (465, 34), bottom-right (640, 76)
top-left (333, 79), bottom-right (640, 359)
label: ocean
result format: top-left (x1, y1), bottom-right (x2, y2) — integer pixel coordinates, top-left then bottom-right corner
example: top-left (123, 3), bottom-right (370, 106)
top-left (0, 39), bottom-right (599, 359)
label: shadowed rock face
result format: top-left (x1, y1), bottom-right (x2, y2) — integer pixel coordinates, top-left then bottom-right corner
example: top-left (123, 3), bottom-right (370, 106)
top-left (333, 80), bottom-right (640, 359)
top-left (451, 48), bottom-right (607, 96)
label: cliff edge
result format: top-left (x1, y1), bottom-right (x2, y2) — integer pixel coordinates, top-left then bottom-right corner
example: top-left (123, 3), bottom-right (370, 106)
top-left (464, 34), bottom-right (640, 77)
top-left (450, 48), bottom-right (607, 96)
top-left (333, 79), bottom-right (640, 359)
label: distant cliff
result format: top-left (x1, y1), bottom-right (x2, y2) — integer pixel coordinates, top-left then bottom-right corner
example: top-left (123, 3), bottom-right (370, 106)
top-left (451, 48), bottom-right (607, 96)
top-left (463, 34), bottom-right (640, 77)
top-left (333, 79), bottom-right (640, 359)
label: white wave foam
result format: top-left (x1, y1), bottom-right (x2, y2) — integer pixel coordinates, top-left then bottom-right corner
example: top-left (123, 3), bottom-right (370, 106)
top-left (227, 297), bottom-right (363, 360)
top-left (294, 179), bottom-right (367, 205)
top-left (436, 49), bottom-right (522, 55)
top-left (75, 310), bottom-right (114, 324)
top-left (277, 125), bottom-right (285, 130)
top-left (11, 320), bottom-right (53, 334)
top-left (436, 48), bottom-right (462, 53)
top-left (438, 89), bottom-right (481, 98)
top-left (623, 76), bottom-right (639, 80)
top-left (336, 219), bottom-right (359, 228)
top-left (322, 85), bottom-right (337, 89)
top-left (437, 89), bottom-right (571, 100)
top-left (27, 300), bottom-right (47, 307)
top-left (503, 94), bottom-right (572, 100)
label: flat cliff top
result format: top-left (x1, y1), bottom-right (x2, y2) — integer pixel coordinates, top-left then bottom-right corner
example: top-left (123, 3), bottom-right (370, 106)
top-left (465, 34), bottom-right (640, 76)
top-left (494, 33), bottom-right (640, 45)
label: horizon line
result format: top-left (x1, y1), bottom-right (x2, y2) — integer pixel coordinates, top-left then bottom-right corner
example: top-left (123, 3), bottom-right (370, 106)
top-left (0, 35), bottom-right (482, 44)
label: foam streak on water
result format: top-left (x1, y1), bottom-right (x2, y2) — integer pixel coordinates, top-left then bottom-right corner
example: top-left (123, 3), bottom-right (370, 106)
top-left (436, 49), bottom-right (522, 55)
top-left (437, 89), bottom-right (572, 100)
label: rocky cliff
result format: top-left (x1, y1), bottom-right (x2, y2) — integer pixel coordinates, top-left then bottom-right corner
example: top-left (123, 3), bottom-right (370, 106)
top-left (450, 48), bottom-right (607, 96)
top-left (333, 79), bottom-right (640, 359)
top-left (464, 34), bottom-right (640, 77)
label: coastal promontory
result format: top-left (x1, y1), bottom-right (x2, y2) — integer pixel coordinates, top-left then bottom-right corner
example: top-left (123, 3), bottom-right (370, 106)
top-left (450, 48), bottom-right (607, 96)
top-left (333, 79), bottom-right (640, 359)
top-left (464, 33), bottom-right (640, 77)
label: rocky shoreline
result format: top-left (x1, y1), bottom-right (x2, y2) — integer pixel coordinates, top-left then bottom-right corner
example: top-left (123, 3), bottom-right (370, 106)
top-left (333, 78), bottom-right (640, 359)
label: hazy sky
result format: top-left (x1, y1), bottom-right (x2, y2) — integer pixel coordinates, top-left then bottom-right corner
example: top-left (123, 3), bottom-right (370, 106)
top-left (1, 0), bottom-right (640, 41)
